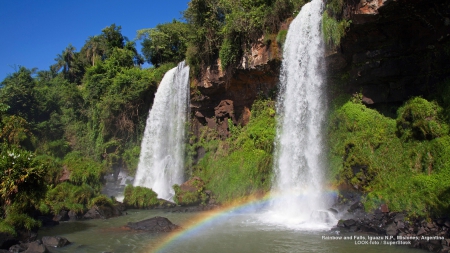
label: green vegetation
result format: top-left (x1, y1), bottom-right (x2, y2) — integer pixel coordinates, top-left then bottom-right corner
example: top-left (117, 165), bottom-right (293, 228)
top-left (322, 0), bottom-right (350, 49)
top-left (123, 185), bottom-right (159, 208)
top-left (173, 177), bottom-right (208, 206)
top-left (329, 96), bottom-right (450, 217)
top-left (136, 0), bottom-right (307, 73)
top-left (0, 24), bottom-right (174, 234)
top-left (189, 99), bottom-right (275, 202)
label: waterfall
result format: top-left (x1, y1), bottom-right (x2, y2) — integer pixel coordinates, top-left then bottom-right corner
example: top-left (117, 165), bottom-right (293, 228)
top-left (133, 61), bottom-right (190, 201)
top-left (267, 0), bottom-right (335, 228)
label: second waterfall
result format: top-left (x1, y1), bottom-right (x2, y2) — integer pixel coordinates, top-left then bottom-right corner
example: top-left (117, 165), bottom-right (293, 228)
top-left (133, 62), bottom-right (190, 201)
top-left (267, 0), bottom-right (335, 228)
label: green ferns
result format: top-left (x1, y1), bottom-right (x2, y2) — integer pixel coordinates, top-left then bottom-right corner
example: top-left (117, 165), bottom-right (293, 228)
top-left (329, 97), bottom-right (450, 217)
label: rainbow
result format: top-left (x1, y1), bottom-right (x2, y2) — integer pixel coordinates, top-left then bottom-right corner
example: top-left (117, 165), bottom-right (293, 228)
top-left (145, 189), bottom-right (339, 253)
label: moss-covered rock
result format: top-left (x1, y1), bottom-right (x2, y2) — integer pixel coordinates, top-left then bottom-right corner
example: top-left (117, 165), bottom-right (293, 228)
top-left (173, 177), bottom-right (208, 206)
top-left (396, 97), bottom-right (448, 141)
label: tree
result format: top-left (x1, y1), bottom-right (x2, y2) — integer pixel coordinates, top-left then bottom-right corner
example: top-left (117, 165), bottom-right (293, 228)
top-left (101, 24), bottom-right (125, 57)
top-left (0, 67), bottom-right (37, 122)
top-left (137, 20), bottom-right (190, 67)
top-left (81, 36), bottom-right (106, 66)
top-left (52, 44), bottom-right (84, 83)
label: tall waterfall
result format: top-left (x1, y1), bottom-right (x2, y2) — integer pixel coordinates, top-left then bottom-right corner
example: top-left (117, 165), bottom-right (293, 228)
top-left (267, 0), bottom-right (334, 228)
top-left (133, 61), bottom-right (190, 201)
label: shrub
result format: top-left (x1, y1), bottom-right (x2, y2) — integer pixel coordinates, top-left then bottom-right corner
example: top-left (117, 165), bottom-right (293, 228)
top-left (192, 99), bottom-right (275, 203)
top-left (329, 97), bottom-right (450, 216)
top-left (123, 185), bottom-right (159, 208)
top-left (45, 182), bottom-right (94, 214)
top-left (396, 97), bottom-right (448, 141)
top-left (89, 194), bottom-right (114, 208)
top-left (63, 151), bottom-right (105, 191)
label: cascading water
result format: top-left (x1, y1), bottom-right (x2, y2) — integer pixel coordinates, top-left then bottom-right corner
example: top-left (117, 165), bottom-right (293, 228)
top-left (133, 61), bottom-right (190, 201)
top-left (266, 0), bottom-right (336, 228)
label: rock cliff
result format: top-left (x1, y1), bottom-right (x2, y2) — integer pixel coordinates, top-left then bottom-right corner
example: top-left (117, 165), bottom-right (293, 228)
top-left (190, 38), bottom-right (281, 138)
top-left (328, 0), bottom-right (450, 111)
top-left (190, 0), bottom-right (450, 136)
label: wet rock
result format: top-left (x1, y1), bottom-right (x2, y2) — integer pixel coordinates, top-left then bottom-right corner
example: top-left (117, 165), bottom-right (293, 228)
top-left (385, 223), bottom-right (397, 236)
top-left (394, 213), bottom-right (405, 222)
top-left (42, 236), bottom-right (70, 248)
top-left (348, 201), bottom-right (363, 212)
top-left (53, 210), bottom-right (70, 222)
top-left (349, 226), bottom-right (358, 232)
top-left (0, 232), bottom-right (18, 250)
top-left (343, 219), bottom-right (356, 227)
top-left (83, 202), bottom-right (124, 219)
top-left (68, 210), bottom-right (79, 221)
top-left (417, 227), bottom-right (427, 236)
top-left (37, 215), bottom-right (59, 227)
top-left (8, 243), bottom-right (27, 253)
top-left (444, 220), bottom-right (450, 228)
top-left (126, 216), bottom-right (180, 233)
top-left (23, 240), bottom-right (48, 253)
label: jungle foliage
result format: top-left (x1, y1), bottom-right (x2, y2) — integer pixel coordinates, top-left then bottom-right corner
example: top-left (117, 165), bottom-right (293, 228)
top-left (138, 0), bottom-right (308, 73)
top-left (322, 0), bottom-right (351, 49)
top-left (188, 99), bottom-right (276, 203)
top-left (329, 96), bottom-right (450, 217)
top-left (0, 24), bottom-right (172, 233)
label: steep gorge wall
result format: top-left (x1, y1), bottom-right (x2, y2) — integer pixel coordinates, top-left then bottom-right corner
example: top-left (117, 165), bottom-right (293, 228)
top-left (328, 0), bottom-right (450, 111)
top-left (190, 0), bottom-right (450, 138)
top-left (190, 39), bottom-right (281, 138)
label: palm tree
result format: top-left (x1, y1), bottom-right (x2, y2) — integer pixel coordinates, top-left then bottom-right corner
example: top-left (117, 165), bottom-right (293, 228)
top-left (82, 36), bottom-right (105, 66)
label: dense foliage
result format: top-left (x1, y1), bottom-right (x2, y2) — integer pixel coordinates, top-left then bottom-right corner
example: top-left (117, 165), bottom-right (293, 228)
top-left (188, 99), bottom-right (276, 202)
top-left (0, 24), bottom-right (172, 233)
top-left (322, 0), bottom-right (350, 49)
top-left (123, 185), bottom-right (159, 208)
top-left (329, 96), bottom-right (450, 217)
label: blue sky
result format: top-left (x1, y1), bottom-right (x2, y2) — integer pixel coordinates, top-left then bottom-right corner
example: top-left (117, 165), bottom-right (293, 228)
top-left (0, 0), bottom-right (190, 80)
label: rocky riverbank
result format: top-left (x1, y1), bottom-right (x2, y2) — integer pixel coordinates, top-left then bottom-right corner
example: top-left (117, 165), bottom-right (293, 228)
top-left (335, 201), bottom-right (450, 252)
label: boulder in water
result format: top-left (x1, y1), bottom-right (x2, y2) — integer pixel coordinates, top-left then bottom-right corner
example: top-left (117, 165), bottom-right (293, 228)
top-left (126, 216), bottom-right (180, 233)
top-left (23, 240), bottom-right (48, 253)
top-left (42, 236), bottom-right (70, 248)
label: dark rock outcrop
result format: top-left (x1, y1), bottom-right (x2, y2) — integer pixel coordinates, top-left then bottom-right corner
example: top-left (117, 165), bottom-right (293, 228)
top-left (0, 232), bottom-right (18, 250)
top-left (336, 206), bottom-right (450, 252)
top-left (126, 216), bottom-right (180, 233)
top-left (83, 202), bottom-right (124, 219)
top-left (23, 240), bottom-right (48, 253)
top-left (41, 236), bottom-right (70, 248)
top-left (328, 0), bottom-right (450, 110)
top-left (191, 39), bottom-right (281, 139)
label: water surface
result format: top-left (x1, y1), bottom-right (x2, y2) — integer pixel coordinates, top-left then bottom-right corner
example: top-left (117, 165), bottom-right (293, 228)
top-left (39, 209), bottom-right (423, 253)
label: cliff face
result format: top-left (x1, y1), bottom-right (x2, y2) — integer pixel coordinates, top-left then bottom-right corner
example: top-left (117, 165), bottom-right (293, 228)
top-left (190, 39), bottom-right (281, 138)
top-left (190, 0), bottom-right (450, 137)
top-left (328, 0), bottom-right (450, 109)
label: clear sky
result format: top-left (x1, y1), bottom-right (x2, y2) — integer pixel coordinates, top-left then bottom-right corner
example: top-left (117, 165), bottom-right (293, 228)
top-left (0, 0), bottom-right (190, 81)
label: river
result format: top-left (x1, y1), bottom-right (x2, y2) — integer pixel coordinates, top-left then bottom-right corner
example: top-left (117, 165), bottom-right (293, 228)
top-left (39, 209), bottom-right (423, 253)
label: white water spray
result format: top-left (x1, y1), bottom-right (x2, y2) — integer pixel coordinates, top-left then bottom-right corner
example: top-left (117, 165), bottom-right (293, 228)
top-left (267, 0), bottom-right (335, 228)
top-left (133, 61), bottom-right (190, 201)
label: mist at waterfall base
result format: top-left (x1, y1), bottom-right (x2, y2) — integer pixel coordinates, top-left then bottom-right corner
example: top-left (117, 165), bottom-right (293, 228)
top-left (257, 0), bottom-right (337, 229)
top-left (133, 61), bottom-right (190, 201)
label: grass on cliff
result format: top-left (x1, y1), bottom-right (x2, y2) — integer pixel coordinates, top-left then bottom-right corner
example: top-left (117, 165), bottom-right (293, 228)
top-left (329, 96), bottom-right (450, 217)
top-left (191, 99), bottom-right (276, 203)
